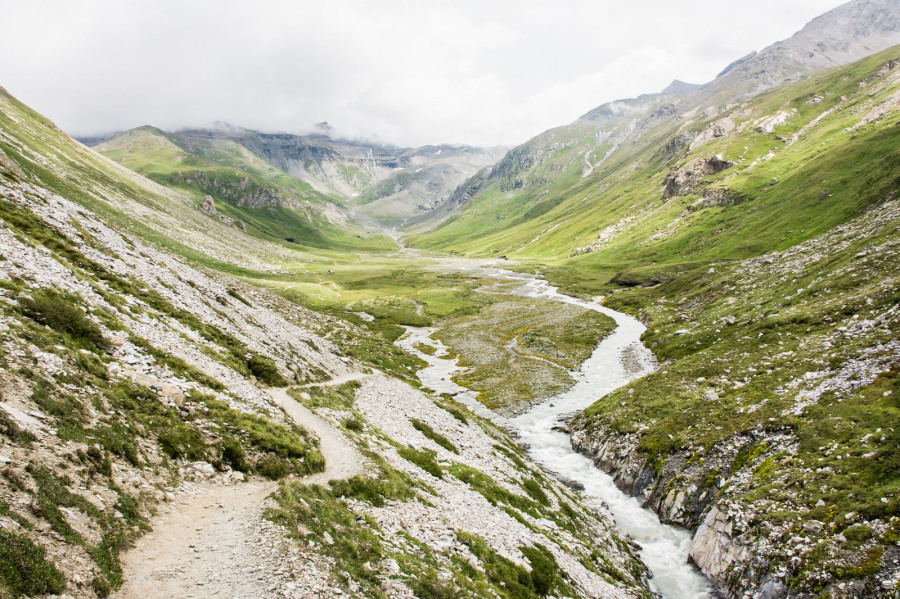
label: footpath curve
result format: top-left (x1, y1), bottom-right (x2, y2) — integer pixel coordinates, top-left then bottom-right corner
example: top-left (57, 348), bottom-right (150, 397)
top-left (115, 385), bottom-right (365, 599)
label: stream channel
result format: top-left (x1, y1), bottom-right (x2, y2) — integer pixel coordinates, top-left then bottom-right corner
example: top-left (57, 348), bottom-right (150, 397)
top-left (396, 265), bottom-right (713, 599)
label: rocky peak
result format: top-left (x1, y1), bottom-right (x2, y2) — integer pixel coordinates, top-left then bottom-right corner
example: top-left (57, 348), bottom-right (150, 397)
top-left (660, 79), bottom-right (702, 95)
top-left (712, 0), bottom-right (900, 95)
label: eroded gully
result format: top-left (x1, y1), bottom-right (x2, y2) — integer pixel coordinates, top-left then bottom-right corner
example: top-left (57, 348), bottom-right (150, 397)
top-left (395, 264), bottom-right (713, 599)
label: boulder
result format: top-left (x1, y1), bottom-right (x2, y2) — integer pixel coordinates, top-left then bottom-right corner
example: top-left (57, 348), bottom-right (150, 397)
top-left (200, 195), bottom-right (217, 215)
top-left (690, 505), bottom-right (749, 580)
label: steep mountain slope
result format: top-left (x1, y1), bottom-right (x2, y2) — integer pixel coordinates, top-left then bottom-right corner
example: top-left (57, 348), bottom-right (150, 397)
top-left (0, 87), bottom-right (389, 271)
top-left (93, 126), bottom-right (391, 251)
top-left (0, 90), bottom-right (654, 598)
top-left (412, 0), bottom-right (900, 257)
top-left (710, 0), bottom-right (900, 98)
top-left (166, 125), bottom-right (505, 228)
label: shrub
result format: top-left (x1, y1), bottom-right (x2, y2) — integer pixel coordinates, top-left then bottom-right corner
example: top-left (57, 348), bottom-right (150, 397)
top-left (842, 524), bottom-right (873, 549)
top-left (246, 354), bottom-right (288, 386)
top-left (19, 288), bottom-right (108, 351)
top-left (0, 530), bottom-right (66, 598)
top-left (220, 436), bottom-right (248, 471)
top-left (410, 573), bottom-right (464, 599)
top-left (157, 427), bottom-right (207, 462)
top-left (256, 454), bottom-right (290, 480)
top-left (343, 417), bottom-right (363, 431)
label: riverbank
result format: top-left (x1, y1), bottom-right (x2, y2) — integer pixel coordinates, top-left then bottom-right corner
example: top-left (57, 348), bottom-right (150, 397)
top-left (397, 264), bottom-right (714, 599)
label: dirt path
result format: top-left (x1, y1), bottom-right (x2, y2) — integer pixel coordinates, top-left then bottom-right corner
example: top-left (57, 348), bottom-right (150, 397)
top-left (268, 387), bottom-right (365, 482)
top-left (116, 386), bottom-right (365, 599)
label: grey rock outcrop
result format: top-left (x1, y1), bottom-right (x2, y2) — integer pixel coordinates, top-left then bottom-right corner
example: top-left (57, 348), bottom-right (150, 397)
top-left (689, 505), bottom-right (750, 581)
top-left (663, 155), bottom-right (734, 198)
top-left (200, 194), bottom-right (217, 215)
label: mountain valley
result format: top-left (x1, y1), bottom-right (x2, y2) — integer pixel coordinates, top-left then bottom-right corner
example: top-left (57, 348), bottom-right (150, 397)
top-left (1, 2), bottom-right (900, 599)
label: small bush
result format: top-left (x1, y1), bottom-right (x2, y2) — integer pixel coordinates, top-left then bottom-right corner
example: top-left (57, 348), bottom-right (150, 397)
top-left (220, 436), bottom-right (248, 471)
top-left (0, 529), bottom-right (66, 598)
top-left (157, 427), bottom-right (207, 462)
top-left (19, 288), bottom-right (108, 351)
top-left (246, 354), bottom-right (288, 387)
top-left (411, 419), bottom-right (458, 454)
top-left (410, 573), bottom-right (464, 599)
top-left (842, 524), bottom-right (873, 549)
top-left (343, 417), bottom-right (364, 431)
top-left (256, 454), bottom-right (290, 480)
top-left (398, 447), bottom-right (443, 479)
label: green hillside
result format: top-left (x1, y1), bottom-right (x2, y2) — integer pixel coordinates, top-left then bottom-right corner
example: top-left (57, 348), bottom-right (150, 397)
top-left (413, 46), bottom-right (900, 282)
top-left (95, 127), bottom-right (392, 252)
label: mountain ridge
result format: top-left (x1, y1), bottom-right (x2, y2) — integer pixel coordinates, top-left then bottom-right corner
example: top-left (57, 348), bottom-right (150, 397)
top-left (85, 124), bottom-right (505, 230)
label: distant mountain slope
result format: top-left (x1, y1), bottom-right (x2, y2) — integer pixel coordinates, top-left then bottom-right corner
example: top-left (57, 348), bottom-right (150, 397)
top-left (0, 87), bottom-right (315, 271)
top-left (164, 125), bottom-right (505, 228)
top-left (714, 0), bottom-right (900, 94)
top-left (93, 126), bottom-right (390, 251)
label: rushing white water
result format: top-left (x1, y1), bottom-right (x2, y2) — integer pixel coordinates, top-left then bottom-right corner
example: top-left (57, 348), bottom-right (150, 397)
top-left (397, 266), bottom-right (712, 599)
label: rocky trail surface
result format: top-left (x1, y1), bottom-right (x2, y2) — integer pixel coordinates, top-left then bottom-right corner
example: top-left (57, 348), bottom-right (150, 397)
top-left (116, 386), bottom-right (366, 599)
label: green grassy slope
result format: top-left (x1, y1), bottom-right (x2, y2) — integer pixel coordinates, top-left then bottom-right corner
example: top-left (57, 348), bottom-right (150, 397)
top-left (413, 47), bottom-right (900, 279)
top-left (95, 127), bottom-right (392, 252)
top-left (0, 87), bottom-right (399, 273)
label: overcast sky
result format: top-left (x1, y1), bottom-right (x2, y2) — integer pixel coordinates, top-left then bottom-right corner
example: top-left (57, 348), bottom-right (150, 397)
top-left (1, 0), bottom-right (848, 147)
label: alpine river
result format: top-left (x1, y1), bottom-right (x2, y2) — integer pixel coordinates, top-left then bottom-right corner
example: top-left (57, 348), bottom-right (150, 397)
top-left (397, 265), bottom-right (712, 599)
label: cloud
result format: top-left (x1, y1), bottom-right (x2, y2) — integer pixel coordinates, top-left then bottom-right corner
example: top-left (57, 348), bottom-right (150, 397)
top-left (0, 0), bottom-right (847, 146)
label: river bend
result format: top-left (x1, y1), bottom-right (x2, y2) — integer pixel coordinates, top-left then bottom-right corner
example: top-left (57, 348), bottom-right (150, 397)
top-left (396, 266), bottom-right (712, 599)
